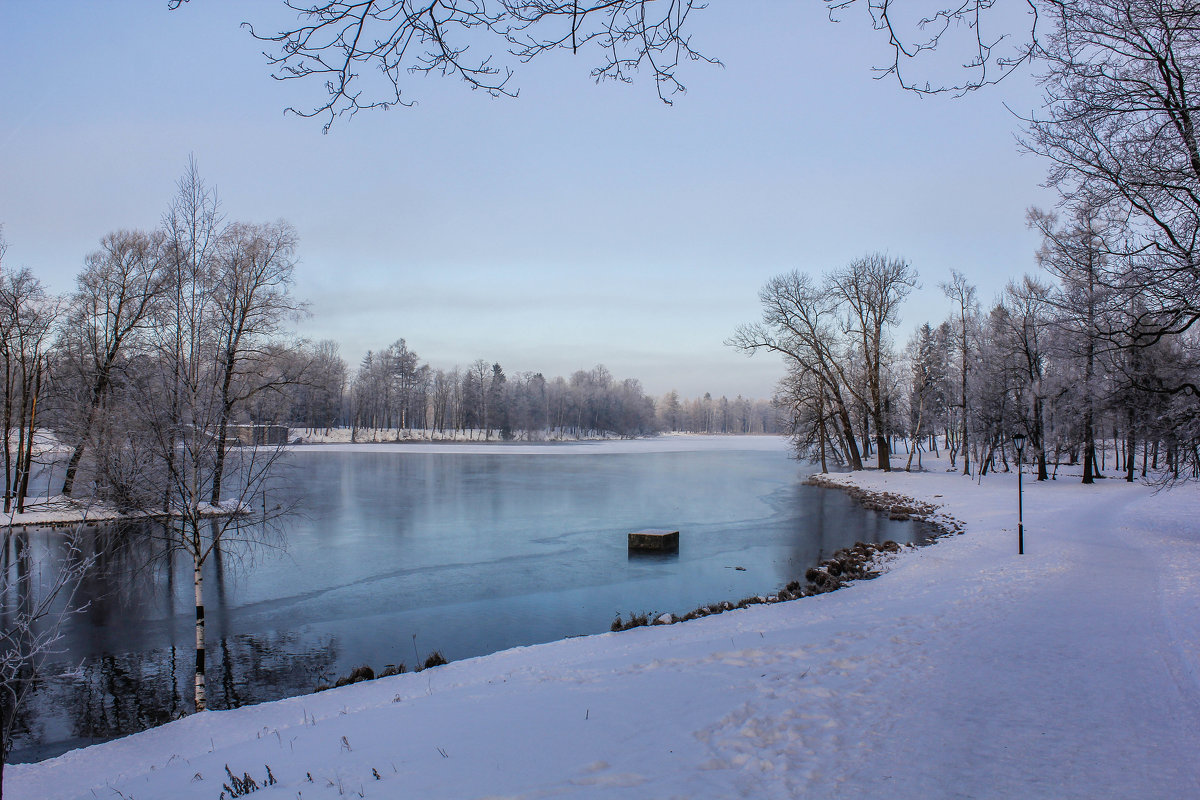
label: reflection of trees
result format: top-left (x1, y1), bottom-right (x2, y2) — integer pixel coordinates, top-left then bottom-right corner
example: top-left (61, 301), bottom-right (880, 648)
top-left (73, 523), bottom-right (169, 615)
top-left (2, 517), bottom-right (339, 760)
top-left (16, 631), bottom-right (340, 756)
top-left (71, 651), bottom-right (182, 742)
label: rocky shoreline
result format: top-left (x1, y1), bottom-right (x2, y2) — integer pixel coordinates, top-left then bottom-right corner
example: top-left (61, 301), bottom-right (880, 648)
top-left (803, 472), bottom-right (965, 535)
top-left (611, 470), bottom-right (965, 632)
top-left (289, 471), bottom-right (969, 691)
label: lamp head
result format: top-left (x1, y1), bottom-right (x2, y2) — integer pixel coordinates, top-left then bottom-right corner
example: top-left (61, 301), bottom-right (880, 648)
top-left (1012, 432), bottom-right (1026, 452)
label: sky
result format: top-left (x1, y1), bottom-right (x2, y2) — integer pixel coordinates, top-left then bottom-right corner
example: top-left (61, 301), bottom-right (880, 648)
top-left (0, 1), bottom-right (1053, 399)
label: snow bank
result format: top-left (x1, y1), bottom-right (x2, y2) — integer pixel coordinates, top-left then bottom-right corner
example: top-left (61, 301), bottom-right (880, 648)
top-left (10, 456), bottom-right (1200, 799)
top-left (2, 497), bottom-right (247, 529)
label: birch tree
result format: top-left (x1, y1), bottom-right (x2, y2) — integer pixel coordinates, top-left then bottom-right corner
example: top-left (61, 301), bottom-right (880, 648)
top-left (140, 162), bottom-right (294, 712)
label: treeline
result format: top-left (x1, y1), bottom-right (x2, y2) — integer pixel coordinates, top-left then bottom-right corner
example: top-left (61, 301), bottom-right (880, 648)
top-left (350, 349), bottom-right (660, 440)
top-left (280, 337), bottom-right (782, 440)
top-left (736, 243), bottom-right (1200, 483)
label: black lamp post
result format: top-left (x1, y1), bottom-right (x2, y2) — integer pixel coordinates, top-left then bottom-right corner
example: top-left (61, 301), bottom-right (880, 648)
top-left (1012, 432), bottom-right (1026, 555)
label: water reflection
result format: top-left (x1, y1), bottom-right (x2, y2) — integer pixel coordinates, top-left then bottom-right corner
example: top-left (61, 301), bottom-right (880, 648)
top-left (17, 632), bottom-right (339, 762)
top-left (5, 448), bottom-right (933, 762)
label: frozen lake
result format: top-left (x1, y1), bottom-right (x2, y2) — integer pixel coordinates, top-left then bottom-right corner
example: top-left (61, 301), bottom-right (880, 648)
top-left (8, 436), bottom-right (932, 761)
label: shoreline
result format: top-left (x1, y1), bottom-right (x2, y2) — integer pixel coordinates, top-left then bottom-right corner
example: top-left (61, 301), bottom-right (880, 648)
top-left (572, 469), bottom-right (964, 632)
top-left (2, 497), bottom-right (246, 531)
top-left (804, 470), bottom-right (967, 537)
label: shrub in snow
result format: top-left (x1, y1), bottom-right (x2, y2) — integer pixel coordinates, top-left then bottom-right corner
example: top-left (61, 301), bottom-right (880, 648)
top-left (219, 764), bottom-right (276, 798)
top-left (420, 651), bottom-right (448, 670)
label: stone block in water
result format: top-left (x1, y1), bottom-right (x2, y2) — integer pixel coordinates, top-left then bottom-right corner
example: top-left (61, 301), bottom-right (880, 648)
top-left (628, 529), bottom-right (680, 553)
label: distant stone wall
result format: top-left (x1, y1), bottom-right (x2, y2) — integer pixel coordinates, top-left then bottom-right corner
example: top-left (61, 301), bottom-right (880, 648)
top-left (232, 425), bottom-right (290, 446)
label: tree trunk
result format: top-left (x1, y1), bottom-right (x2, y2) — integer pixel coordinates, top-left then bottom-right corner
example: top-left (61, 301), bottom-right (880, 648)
top-left (1082, 409), bottom-right (1095, 484)
top-left (960, 323), bottom-right (970, 477)
top-left (193, 557), bottom-right (207, 712)
top-left (60, 402), bottom-right (99, 498)
top-left (16, 366), bottom-right (40, 514)
top-left (817, 395), bottom-right (828, 474)
top-left (906, 394), bottom-right (925, 472)
top-left (835, 403), bottom-right (864, 471)
top-left (210, 348), bottom-right (238, 505)
top-left (874, 426), bottom-right (890, 471)
top-left (1125, 407), bottom-right (1135, 483)
top-left (1034, 397), bottom-right (1048, 481)
top-left (61, 366), bottom-right (114, 497)
top-left (210, 421), bottom-right (229, 505)
top-left (2, 383), bottom-right (13, 514)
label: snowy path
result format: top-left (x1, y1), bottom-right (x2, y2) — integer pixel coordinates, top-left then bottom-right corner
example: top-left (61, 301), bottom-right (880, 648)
top-left (10, 459), bottom-right (1200, 799)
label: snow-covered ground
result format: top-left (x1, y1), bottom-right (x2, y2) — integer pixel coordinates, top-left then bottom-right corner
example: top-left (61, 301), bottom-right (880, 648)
top-left (11, 456), bottom-right (1200, 799)
top-left (2, 497), bottom-right (247, 529)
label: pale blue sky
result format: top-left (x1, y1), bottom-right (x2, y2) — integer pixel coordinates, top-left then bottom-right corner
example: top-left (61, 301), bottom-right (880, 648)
top-left (0, 1), bottom-right (1051, 398)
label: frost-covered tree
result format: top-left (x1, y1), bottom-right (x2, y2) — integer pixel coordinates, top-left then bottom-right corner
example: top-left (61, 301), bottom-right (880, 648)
top-left (830, 253), bottom-right (918, 471)
top-left (732, 255), bottom-right (915, 470)
top-left (999, 276), bottom-right (1055, 479)
top-left (730, 269), bottom-right (866, 470)
top-left (904, 322), bottom-right (949, 471)
top-left (940, 270), bottom-right (978, 475)
top-left (208, 220), bottom-right (302, 504)
top-left (1030, 204), bottom-right (1122, 484)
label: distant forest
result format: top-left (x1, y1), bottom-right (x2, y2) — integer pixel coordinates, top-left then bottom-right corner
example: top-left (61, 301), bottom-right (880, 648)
top-left (292, 339), bottom-right (782, 440)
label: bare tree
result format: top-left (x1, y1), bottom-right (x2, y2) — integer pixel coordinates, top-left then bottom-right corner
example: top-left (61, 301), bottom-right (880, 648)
top-left (58, 230), bottom-right (167, 497)
top-left (940, 269), bottom-right (978, 475)
top-left (167, 0), bottom-right (717, 131)
top-left (1030, 203), bottom-right (1120, 484)
top-left (729, 269), bottom-right (868, 470)
top-left (905, 322), bottom-right (949, 471)
top-left (1001, 275), bottom-right (1054, 479)
top-left (0, 269), bottom-right (58, 514)
top-left (135, 162), bottom-right (298, 712)
top-left (1022, 0), bottom-right (1200, 357)
top-left (830, 253), bottom-right (918, 471)
top-left (168, 0), bottom-right (1052, 129)
top-left (209, 221), bottom-right (302, 504)
top-left (824, 0), bottom-right (1043, 94)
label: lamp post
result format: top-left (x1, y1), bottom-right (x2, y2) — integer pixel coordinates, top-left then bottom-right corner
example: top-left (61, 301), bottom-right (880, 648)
top-left (1012, 432), bottom-right (1026, 555)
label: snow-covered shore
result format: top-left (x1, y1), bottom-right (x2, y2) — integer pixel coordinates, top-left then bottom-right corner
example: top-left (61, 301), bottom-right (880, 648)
top-left (11, 456), bottom-right (1200, 799)
top-left (2, 497), bottom-right (246, 529)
